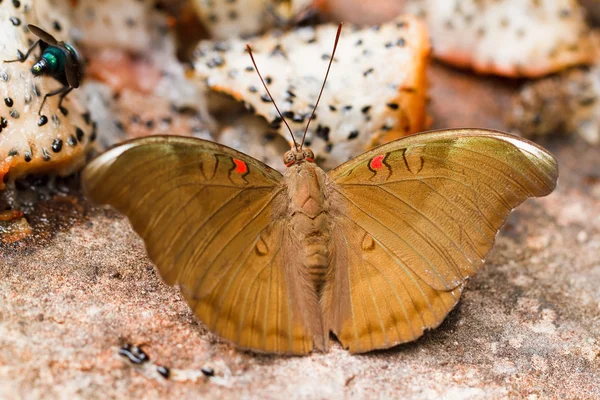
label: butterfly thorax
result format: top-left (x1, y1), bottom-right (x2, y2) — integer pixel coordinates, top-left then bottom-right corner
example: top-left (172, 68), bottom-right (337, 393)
top-left (284, 161), bottom-right (332, 294)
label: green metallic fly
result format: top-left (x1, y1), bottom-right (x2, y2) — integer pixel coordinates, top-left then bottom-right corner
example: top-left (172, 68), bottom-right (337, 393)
top-left (4, 24), bottom-right (83, 115)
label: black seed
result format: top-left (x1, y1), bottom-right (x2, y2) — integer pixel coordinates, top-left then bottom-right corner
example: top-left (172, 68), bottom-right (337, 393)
top-left (348, 130), bottom-right (359, 140)
top-left (270, 44), bottom-right (287, 58)
top-left (260, 94), bottom-right (271, 103)
top-left (355, 39), bottom-right (363, 46)
top-left (286, 90), bottom-right (296, 98)
top-left (1, 117), bottom-right (7, 127)
top-left (396, 21), bottom-right (407, 28)
top-left (38, 115), bottom-right (48, 126)
top-left (24, 151), bottom-right (32, 162)
top-left (201, 367), bottom-right (215, 377)
top-left (125, 17), bottom-right (136, 27)
top-left (316, 125), bottom-right (330, 141)
top-left (52, 114), bottom-right (60, 126)
top-left (115, 120), bottom-right (124, 131)
top-left (42, 148), bottom-right (51, 161)
top-left (145, 120), bottom-right (154, 129)
top-left (325, 143), bottom-right (333, 153)
top-left (208, 14), bottom-right (218, 22)
top-left (157, 366), bottom-right (170, 379)
top-left (386, 102), bottom-right (399, 110)
top-left (59, 106), bottom-right (68, 116)
top-left (343, 105), bottom-right (353, 111)
top-left (270, 116), bottom-right (282, 129)
top-left (32, 85), bottom-right (40, 97)
top-left (361, 105), bottom-right (372, 114)
top-left (4, 97), bottom-right (13, 107)
top-left (131, 114), bottom-right (140, 124)
top-left (245, 66), bottom-right (254, 72)
top-left (8, 149), bottom-right (18, 156)
top-left (10, 110), bottom-right (19, 119)
top-left (363, 68), bottom-right (374, 77)
top-left (282, 111), bottom-right (294, 119)
top-left (207, 56), bottom-right (224, 68)
top-left (12, 0), bottom-right (20, 8)
top-left (51, 138), bottom-right (63, 153)
top-left (292, 114), bottom-right (305, 123)
top-left (329, 105), bottom-right (337, 111)
top-left (67, 135), bottom-right (77, 146)
top-left (228, 10), bottom-right (238, 20)
top-left (265, 76), bottom-right (272, 85)
top-left (385, 42), bottom-right (393, 48)
top-left (9, 17), bottom-right (21, 26)
top-left (82, 112), bottom-right (91, 125)
top-left (396, 38), bottom-right (406, 47)
top-left (560, 9), bottom-right (571, 18)
top-left (76, 127), bottom-right (84, 141)
top-left (0, 72), bottom-right (8, 81)
top-left (52, 20), bottom-right (61, 31)
top-left (162, 117), bottom-right (173, 125)
top-left (381, 124), bottom-right (392, 131)
top-left (307, 37), bottom-right (317, 44)
top-left (321, 54), bottom-right (330, 60)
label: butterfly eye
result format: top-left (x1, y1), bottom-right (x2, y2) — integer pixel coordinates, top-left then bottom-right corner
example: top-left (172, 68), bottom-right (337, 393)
top-left (303, 149), bottom-right (315, 162)
top-left (283, 151), bottom-right (295, 166)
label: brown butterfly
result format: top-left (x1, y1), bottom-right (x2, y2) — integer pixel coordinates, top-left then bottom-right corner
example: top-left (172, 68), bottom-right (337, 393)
top-left (82, 25), bottom-right (558, 355)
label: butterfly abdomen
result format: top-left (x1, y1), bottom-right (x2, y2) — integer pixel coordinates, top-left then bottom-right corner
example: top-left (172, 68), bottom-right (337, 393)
top-left (285, 163), bottom-right (333, 294)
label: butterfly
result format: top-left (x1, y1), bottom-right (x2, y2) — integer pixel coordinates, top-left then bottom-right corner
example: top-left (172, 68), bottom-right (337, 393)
top-left (82, 25), bottom-right (558, 355)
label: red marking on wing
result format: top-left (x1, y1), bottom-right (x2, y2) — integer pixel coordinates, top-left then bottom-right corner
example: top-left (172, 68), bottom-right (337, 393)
top-left (233, 158), bottom-right (248, 174)
top-left (370, 154), bottom-right (385, 170)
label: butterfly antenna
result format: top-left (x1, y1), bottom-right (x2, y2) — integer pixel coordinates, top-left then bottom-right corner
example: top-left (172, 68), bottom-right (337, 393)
top-left (246, 44), bottom-right (298, 150)
top-left (300, 22), bottom-right (343, 150)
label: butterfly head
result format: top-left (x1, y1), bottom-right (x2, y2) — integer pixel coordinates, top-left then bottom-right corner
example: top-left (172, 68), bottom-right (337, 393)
top-left (284, 147), bottom-right (315, 167)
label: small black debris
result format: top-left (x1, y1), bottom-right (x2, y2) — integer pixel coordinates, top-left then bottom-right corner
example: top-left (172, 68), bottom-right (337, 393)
top-left (157, 366), bottom-right (170, 379)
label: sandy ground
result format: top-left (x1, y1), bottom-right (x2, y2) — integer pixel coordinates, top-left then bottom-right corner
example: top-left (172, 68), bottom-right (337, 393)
top-left (0, 63), bottom-right (599, 399)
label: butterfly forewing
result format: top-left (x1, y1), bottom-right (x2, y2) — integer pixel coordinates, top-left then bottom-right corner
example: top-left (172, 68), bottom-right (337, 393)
top-left (324, 128), bottom-right (558, 353)
top-left (82, 136), bottom-right (315, 354)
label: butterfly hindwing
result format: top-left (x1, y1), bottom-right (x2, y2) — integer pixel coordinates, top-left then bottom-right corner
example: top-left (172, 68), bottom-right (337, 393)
top-left (82, 136), bottom-right (315, 354)
top-left (324, 128), bottom-right (558, 353)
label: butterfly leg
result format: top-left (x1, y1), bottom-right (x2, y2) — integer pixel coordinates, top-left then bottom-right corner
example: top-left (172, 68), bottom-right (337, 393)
top-left (3, 40), bottom-right (41, 63)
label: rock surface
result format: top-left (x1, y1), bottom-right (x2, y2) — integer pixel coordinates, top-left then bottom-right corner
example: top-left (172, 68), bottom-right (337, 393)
top-left (0, 63), bottom-right (599, 399)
